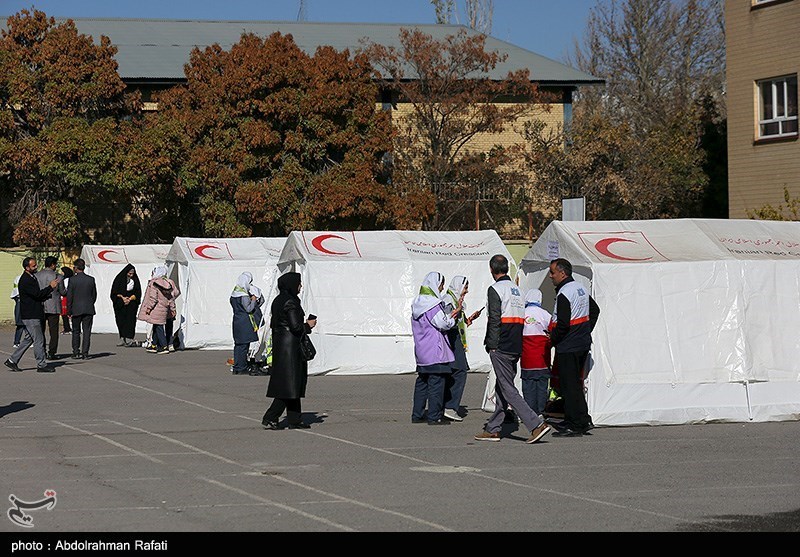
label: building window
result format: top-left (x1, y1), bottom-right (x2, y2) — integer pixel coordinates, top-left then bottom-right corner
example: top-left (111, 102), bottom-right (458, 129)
top-left (757, 75), bottom-right (798, 139)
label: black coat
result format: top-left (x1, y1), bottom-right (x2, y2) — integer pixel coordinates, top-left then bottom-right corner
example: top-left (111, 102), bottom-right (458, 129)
top-left (18, 271), bottom-right (53, 320)
top-left (266, 277), bottom-right (310, 400)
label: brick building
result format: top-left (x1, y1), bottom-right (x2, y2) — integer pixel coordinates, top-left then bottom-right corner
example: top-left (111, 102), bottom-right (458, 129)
top-left (726, 0), bottom-right (799, 217)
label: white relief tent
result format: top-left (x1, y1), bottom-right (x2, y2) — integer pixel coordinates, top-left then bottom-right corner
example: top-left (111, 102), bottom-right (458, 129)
top-left (518, 219), bottom-right (800, 426)
top-left (165, 237), bottom-right (286, 350)
top-left (81, 244), bottom-right (171, 334)
top-left (276, 229), bottom-right (518, 376)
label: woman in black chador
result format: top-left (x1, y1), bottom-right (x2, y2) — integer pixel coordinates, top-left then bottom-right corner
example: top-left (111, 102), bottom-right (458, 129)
top-left (110, 263), bottom-right (142, 346)
top-left (261, 272), bottom-right (317, 430)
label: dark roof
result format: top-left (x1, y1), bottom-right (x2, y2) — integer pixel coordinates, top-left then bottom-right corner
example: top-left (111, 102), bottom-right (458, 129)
top-left (1, 17), bottom-right (603, 86)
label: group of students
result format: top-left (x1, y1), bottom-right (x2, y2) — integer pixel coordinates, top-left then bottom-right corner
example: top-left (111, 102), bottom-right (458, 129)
top-left (410, 272), bottom-right (482, 425)
top-left (410, 268), bottom-right (554, 427)
top-left (410, 254), bottom-right (600, 442)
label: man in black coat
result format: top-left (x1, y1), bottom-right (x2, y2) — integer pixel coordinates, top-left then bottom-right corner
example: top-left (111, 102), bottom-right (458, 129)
top-left (66, 258), bottom-right (97, 359)
top-left (5, 257), bottom-right (61, 373)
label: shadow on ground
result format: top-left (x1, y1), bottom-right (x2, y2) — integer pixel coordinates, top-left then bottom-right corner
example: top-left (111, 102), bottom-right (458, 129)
top-left (677, 507), bottom-right (800, 532)
top-left (0, 401), bottom-right (35, 418)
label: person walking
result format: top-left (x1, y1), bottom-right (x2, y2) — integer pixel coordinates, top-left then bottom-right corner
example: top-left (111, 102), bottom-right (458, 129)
top-left (261, 272), bottom-right (316, 430)
top-left (521, 288), bottom-right (553, 417)
top-left (110, 263), bottom-right (142, 347)
top-left (137, 266), bottom-right (176, 355)
top-left (410, 272), bottom-right (460, 426)
top-left (10, 273), bottom-right (25, 348)
top-left (36, 256), bottom-right (67, 359)
top-left (547, 258), bottom-right (600, 437)
top-left (230, 272), bottom-right (265, 375)
top-left (60, 266), bottom-right (74, 334)
top-left (441, 275), bottom-right (483, 422)
top-left (66, 258), bottom-right (97, 360)
top-left (5, 257), bottom-right (60, 373)
top-left (474, 254), bottom-right (551, 444)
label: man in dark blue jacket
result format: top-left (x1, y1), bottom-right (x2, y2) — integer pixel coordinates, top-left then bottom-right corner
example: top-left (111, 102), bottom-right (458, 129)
top-left (5, 257), bottom-right (60, 373)
top-left (548, 258), bottom-right (600, 436)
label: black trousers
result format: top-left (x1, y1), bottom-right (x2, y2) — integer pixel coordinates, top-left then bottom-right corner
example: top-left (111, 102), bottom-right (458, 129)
top-left (71, 314), bottom-right (94, 356)
top-left (43, 313), bottom-right (60, 356)
top-left (554, 350), bottom-right (591, 430)
top-left (262, 398), bottom-right (302, 425)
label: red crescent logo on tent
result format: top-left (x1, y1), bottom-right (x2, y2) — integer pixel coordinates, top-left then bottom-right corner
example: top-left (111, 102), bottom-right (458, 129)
top-left (594, 238), bottom-right (652, 261)
top-left (97, 249), bottom-right (121, 263)
top-left (311, 234), bottom-right (350, 255)
top-left (194, 244), bottom-right (223, 259)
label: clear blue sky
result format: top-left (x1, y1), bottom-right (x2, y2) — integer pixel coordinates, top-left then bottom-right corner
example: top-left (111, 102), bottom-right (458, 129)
top-left (0, 0), bottom-right (597, 63)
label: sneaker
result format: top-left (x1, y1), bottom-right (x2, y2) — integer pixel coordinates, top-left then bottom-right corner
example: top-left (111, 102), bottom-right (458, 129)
top-left (71, 353), bottom-right (83, 360)
top-left (13, 344), bottom-right (20, 348)
top-left (526, 423), bottom-right (552, 444)
top-left (36, 366), bottom-right (56, 373)
top-left (248, 366), bottom-right (269, 376)
top-left (116, 339), bottom-right (126, 347)
top-left (550, 422), bottom-right (587, 437)
top-left (4, 359), bottom-right (22, 372)
top-left (427, 419), bottom-right (450, 426)
top-left (146, 347), bottom-right (158, 354)
top-left (411, 417), bottom-right (426, 424)
top-left (156, 348), bottom-right (170, 355)
top-left (551, 428), bottom-right (584, 437)
top-left (443, 408), bottom-right (463, 421)
top-left (474, 430), bottom-right (501, 442)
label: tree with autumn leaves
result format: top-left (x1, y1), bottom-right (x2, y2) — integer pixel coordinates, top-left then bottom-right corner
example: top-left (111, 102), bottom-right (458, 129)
top-left (0, 9), bottom-right (140, 247)
top-left (363, 28), bottom-right (553, 230)
top-left (154, 31), bottom-right (413, 236)
top-left (2, 9), bottom-right (550, 244)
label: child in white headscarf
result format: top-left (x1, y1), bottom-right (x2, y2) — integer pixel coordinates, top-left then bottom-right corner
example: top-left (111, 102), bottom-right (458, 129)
top-left (410, 272), bottom-right (461, 425)
top-left (520, 288), bottom-right (552, 416)
top-left (230, 272), bottom-right (265, 375)
top-left (441, 275), bottom-right (484, 421)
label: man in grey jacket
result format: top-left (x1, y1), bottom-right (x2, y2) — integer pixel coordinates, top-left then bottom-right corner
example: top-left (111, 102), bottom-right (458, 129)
top-left (36, 256), bottom-right (66, 359)
top-left (66, 259), bottom-right (97, 360)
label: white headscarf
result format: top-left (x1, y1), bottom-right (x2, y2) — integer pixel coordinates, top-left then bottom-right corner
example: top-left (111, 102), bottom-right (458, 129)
top-left (411, 271), bottom-right (445, 319)
top-left (231, 272), bottom-right (253, 298)
top-left (152, 265), bottom-right (168, 279)
top-left (446, 275), bottom-right (468, 313)
top-left (523, 288), bottom-right (551, 337)
top-left (525, 288), bottom-right (543, 307)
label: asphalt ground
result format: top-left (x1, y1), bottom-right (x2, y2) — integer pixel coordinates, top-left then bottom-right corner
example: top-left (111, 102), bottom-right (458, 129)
top-left (1, 325), bottom-right (798, 544)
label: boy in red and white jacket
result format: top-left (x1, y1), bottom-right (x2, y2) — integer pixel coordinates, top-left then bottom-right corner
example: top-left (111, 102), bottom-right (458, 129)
top-left (520, 288), bottom-right (552, 417)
